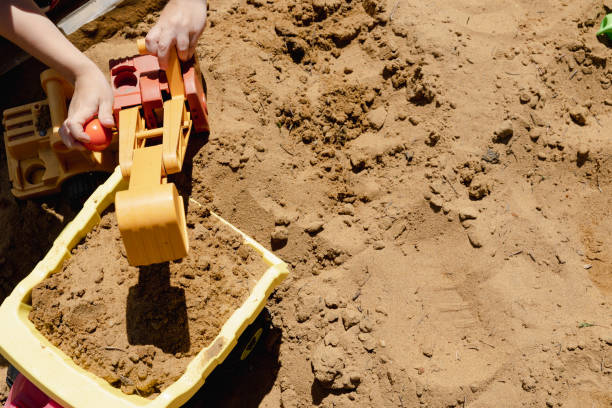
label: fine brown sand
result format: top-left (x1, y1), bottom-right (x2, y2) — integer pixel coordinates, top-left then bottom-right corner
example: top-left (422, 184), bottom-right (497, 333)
top-left (2, 0), bottom-right (612, 406)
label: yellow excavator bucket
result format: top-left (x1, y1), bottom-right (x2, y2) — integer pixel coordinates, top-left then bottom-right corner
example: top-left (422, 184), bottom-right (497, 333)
top-left (115, 182), bottom-right (188, 266)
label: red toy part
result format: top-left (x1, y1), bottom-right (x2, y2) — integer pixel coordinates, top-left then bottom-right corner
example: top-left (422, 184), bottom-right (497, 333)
top-left (83, 118), bottom-right (113, 151)
top-left (109, 57), bottom-right (143, 122)
top-left (4, 373), bottom-right (64, 408)
top-left (109, 53), bottom-right (209, 133)
top-left (139, 71), bottom-right (163, 129)
top-left (183, 59), bottom-right (209, 134)
top-left (109, 54), bottom-right (166, 129)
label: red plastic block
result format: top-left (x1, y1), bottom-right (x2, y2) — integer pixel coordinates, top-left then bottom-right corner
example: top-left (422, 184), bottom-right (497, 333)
top-left (132, 54), bottom-right (159, 73)
top-left (109, 53), bottom-right (208, 133)
top-left (140, 72), bottom-right (163, 128)
top-left (109, 58), bottom-right (141, 123)
top-left (110, 55), bottom-right (164, 128)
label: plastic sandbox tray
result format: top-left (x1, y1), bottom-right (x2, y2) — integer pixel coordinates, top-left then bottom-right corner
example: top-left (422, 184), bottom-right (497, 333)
top-left (0, 166), bottom-right (289, 408)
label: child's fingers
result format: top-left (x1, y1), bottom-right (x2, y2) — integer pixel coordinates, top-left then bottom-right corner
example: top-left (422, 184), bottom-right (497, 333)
top-left (59, 124), bottom-right (74, 149)
top-left (157, 31), bottom-right (175, 70)
top-left (177, 32), bottom-right (189, 61)
top-left (145, 25), bottom-right (161, 55)
top-left (66, 114), bottom-right (92, 144)
top-left (60, 122), bottom-right (85, 151)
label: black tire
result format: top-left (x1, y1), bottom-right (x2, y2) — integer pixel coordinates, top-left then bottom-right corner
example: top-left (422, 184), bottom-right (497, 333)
top-left (223, 308), bottom-right (270, 367)
top-left (181, 309), bottom-right (270, 408)
top-left (6, 364), bottom-right (19, 389)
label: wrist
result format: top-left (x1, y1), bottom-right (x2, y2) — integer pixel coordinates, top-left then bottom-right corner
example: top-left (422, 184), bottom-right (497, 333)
top-left (168, 0), bottom-right (206, 6)
top-left (67, 59), bottom-right (100, 84)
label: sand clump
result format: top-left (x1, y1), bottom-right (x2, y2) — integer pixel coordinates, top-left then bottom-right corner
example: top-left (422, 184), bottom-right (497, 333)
top-left (28, 209), bottom-right (267, 397)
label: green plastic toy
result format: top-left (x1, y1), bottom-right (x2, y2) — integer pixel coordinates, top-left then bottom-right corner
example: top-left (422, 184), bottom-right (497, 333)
top-left (597, 14), bottom-right (612, 40)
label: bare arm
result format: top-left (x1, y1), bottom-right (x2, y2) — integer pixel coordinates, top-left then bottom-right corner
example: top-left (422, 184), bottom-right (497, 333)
top-left (0, 0), bottom-right (95, 83)
top-left (0, 0), bottom-right (115, 149)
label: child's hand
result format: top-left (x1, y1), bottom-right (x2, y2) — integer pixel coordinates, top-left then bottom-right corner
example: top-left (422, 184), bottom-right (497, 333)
top-left (145, 0), bottom-right (207, 70)
top-left (59, 65), bottom-right (114, 150)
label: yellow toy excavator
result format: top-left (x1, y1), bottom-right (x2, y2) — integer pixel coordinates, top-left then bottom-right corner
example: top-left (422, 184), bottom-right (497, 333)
top-left (3, 39), bottom-right (209, 267)
top-left (113, 39), bottom-right (209, 266)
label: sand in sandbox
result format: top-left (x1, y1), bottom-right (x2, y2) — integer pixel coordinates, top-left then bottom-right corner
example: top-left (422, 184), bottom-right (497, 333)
top-left (29, 208), bottom-right (267, 397)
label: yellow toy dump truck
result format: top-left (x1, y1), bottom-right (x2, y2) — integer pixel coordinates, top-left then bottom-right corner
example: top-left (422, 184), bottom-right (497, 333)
top-left (1, 39), bottom-right (288, 408)
top-left (0, 167), bottom-right (289, 408)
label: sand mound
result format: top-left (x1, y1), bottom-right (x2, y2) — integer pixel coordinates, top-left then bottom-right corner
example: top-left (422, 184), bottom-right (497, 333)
top-left (2, 0), bottom-right (612, 406)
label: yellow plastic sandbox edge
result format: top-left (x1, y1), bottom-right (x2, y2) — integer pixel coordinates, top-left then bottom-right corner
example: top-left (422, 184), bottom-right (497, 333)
top-left (0, 166), bottom-right (289, 408)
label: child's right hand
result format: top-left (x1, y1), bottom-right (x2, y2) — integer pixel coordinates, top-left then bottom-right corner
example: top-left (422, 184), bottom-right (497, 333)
top-left (59, 64), bottom-right (115, 150)
top-left (145, 0), bottom-right (207, 70)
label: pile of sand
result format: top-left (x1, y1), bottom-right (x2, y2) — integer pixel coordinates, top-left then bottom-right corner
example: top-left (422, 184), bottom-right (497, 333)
top-left (2, 0), bottom-right (612, 406)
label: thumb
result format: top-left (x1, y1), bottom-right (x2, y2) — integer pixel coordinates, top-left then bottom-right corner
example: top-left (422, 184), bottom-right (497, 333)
top-left (98, 98), bottom-right (115, 128)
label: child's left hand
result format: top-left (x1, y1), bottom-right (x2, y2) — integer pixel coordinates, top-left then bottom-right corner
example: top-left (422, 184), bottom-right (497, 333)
top-left (59, 64), bottom-right (115, 150)
top-left (145, 0), bottom-right (207, 70)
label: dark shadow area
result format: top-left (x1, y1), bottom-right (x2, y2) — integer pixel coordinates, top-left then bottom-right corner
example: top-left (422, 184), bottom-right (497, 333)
top-left (171, 71), bottom-right (210, 217)
top-left (0, 36), bottom-right (38, 77)
top-left (45, 0), bottom-right (91, 21)
top-left (597, 33), bottom-right (612, 49)
top-left (270, 235), bottom-right (288, 251)
top-left (0, 59), bottom-right (77, 304)
top-left (201, 73), bottom-right (208, 97)
top-left (61, 171), bottom-right (112, 211)
top-left (0, 354), bottom-right (7, 368)
top-left (0, 191), bottom-right (76, 303)
top-left (5, 364), bottom-right (18, 388)
top-left (310, 381), bottom-right (352, 405)
top-left (126, 263), bottom-right (190, 354)
top-left (428, 201), bottom-right (442, 213)
top-left (0, 59), bottom-right (46, 112)
top-left (577, 152), bottom-right (589, 168)
top-left (184, 333), bottom-right (282, 407)
top-left (171, 131), bottom-right (208, 216)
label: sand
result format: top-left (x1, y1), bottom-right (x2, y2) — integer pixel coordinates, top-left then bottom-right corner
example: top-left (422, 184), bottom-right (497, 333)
top-left (29, 209), bottom-right (266, 397)
top-left (2, 0), bottom-right (612, 406)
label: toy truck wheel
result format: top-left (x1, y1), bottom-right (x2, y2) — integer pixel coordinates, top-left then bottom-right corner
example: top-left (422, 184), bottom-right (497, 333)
top-left (225, 308), bottom-right (270, 367)
top-left (6, 364), bottom-right (19, 389)
top-left (180, 309), bottom-right (272, 408)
